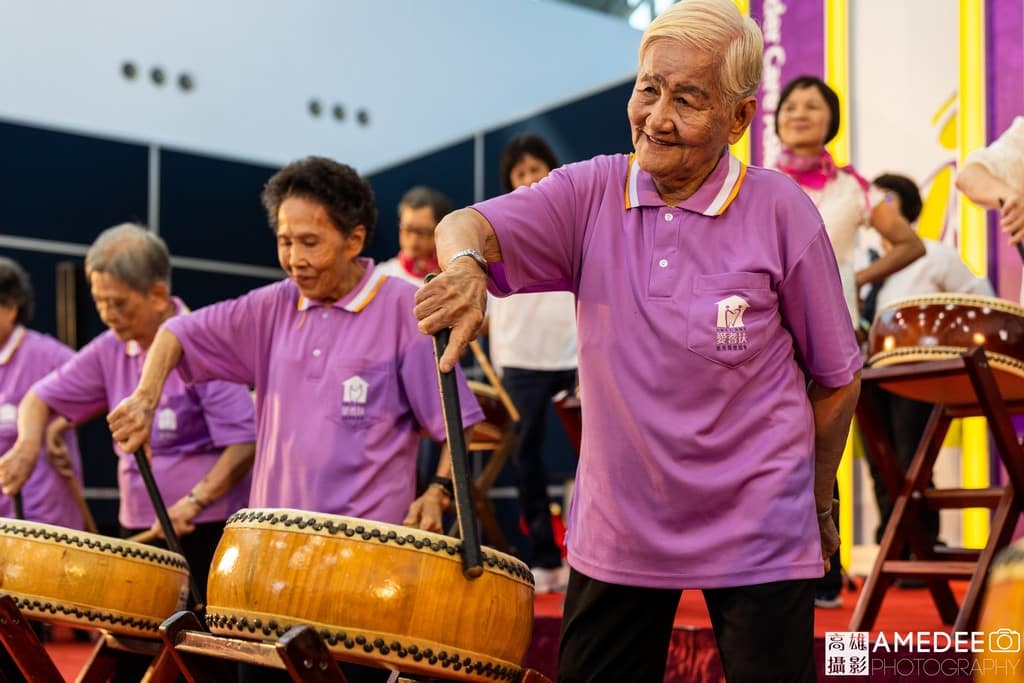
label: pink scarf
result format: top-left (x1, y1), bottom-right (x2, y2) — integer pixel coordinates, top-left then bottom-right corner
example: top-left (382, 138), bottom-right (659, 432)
top-left (777, 148), bottom-right (870, 193)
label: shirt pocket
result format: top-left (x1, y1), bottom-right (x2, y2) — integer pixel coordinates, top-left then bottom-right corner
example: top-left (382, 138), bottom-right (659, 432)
top-left (686, 272), bottom-right (777, 369)
top-left (329, 364), bottom-right (390, 429)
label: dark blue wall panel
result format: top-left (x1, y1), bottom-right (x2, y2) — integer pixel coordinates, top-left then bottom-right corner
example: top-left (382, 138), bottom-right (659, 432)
top-left (366, 140), bottom-right (476, 263)
top-left (159, 149), bottom-right (280, 268)
top-left (0, 121), bottom-right (148, 243)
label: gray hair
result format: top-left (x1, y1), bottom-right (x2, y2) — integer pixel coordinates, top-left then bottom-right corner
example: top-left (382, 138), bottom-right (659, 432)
top-left (85, 223), bottom-right (171, 293)
top-left (640, 0), bottom-right (764, 103)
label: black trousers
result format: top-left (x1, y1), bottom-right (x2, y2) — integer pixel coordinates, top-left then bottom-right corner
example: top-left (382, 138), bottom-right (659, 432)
top-left (558, 568), bottom-right (817, 683)
top-left (502, 366), bottom-right (577, 569)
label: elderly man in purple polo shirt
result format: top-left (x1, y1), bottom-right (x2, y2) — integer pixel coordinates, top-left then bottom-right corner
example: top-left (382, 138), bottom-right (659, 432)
top-left (0, 257), bottom-right (84, 530)
top-left (414, 1), bottom-right (862, 681)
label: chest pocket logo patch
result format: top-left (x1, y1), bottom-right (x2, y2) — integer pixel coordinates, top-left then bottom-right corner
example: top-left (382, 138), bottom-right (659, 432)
top-left (0, 403), bottom-right (16, 426)
top-left (156, 408), bottom-right (178, 432)
top-left (715, 295), bottom-right (749, 352)
top-left (342, 375), bottom-right (369, 418)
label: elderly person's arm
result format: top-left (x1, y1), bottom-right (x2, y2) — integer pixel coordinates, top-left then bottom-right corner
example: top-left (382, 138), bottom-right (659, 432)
top-left (0, 391), bottom-right (52, 495)
top-left (808, 372), bottom-right (861, 569)
top-left (855, 202), bottom-right (925, 288)
top-left (150, 441), bottom-right (255, 538)
top-left (44, 415), bottom-right (76, 479)
top-left (415, 209), bottom-right (503, 372)
top-left (108, 327), bottom-right (183, 454)
top-left (957, 163), bottom-right (1024, 244)
top-left (402, 426), bottom-right (475, 532)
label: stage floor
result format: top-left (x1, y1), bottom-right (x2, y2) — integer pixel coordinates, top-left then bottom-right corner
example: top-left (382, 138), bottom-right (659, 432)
top-left (39, 580), bottom-right (977, 682)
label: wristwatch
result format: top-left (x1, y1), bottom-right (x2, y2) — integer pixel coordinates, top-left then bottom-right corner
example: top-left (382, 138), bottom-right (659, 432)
top-left (447, 248), bottom-right (488, 274)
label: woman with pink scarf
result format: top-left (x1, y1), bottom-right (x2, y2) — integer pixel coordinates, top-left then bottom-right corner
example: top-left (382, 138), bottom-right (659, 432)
top-left (774, 76), bottom-right (924, 329)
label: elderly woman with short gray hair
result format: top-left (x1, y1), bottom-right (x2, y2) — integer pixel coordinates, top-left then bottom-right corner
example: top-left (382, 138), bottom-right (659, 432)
top-left (0, 224), bottom-right (255, 613)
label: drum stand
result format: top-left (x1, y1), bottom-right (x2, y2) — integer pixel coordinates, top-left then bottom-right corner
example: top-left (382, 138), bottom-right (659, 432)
top-left (852, 347), bottom-right (1024, 632)
top-left (159, 610), bottom-right (552, 683)
top-left (0, 595), bottom-right (178, 683)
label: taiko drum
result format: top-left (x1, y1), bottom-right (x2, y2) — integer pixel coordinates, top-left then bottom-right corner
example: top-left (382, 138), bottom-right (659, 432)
top-left (0, 517), bottom-right (190, 638)
top-left (868, 293), bottom-right (1024, 404)
top-left (206, 508), bottom-right (535, 682)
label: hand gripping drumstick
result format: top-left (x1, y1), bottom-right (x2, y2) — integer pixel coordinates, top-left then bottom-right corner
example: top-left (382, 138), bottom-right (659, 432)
top-left (134, 448), bottom-right (206, 609)
top-left (425, 274), bottom-right (484, 579)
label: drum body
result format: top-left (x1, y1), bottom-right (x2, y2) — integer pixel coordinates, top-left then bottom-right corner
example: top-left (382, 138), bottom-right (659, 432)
top-left (206, 509), bottom-right (535, 682)
top-left (868, 294), bottom-right (1024, 404)
top-left (0, 518), bottom-right (189, 637)
top-left (978, 540), bottom-right (1024, 682)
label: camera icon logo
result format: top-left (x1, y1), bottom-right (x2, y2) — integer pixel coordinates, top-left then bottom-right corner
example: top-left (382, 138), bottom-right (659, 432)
top-left (989, 629), bottom-right (1022, 653)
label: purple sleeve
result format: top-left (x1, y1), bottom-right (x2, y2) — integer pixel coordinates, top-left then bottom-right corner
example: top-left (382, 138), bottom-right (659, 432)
top-left (164, 289), bottom-right (266, 387)
top-left (192, 380), bottom-right (256, 447)
top-left (31, 338), bottom-right (109, 423)
top-left (399, 335), bottom-right (484, 441)
top-left (779, 230), bottom-right (863, 387)
top-left (473, 161), bottom-right (593, 296)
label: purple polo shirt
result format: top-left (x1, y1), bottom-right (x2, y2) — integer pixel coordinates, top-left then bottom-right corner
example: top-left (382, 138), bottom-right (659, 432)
top-left (476, 152), bottom-right (861, 589)
top-left (0, 327), bottom-right (84, 529)
top-left (163, 259), bottom-right (484, 524)
top-left (32, 299), bottom-right (254, 529)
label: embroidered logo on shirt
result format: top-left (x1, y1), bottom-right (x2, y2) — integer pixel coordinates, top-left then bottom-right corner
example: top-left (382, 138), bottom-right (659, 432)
top-left (156, 408), bottom-right (178, 431)
top-left (715, 295), bottom-right (749, 351)
top-left (342, 375), bottom-right (369, 418)
top-left (0, 403), bottom-right (16, 425)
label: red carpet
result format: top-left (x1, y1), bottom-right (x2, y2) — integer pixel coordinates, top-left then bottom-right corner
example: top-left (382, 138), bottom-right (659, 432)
top-left (37, 581), bottom-right (977, 681)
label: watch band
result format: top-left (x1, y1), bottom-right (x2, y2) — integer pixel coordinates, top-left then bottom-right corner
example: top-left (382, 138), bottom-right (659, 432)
top-left (447, 248), bottom-right (488, 273)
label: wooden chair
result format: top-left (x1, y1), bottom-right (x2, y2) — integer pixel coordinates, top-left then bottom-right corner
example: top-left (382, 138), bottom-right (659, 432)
top-left (851, 347), bottom-right (1024, 632)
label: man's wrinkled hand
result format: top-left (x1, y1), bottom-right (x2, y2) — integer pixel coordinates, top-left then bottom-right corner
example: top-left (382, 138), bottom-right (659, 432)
top-left (403, 488), bottom-right (450, 533)
top-left (413, 262), bottom-right (487, 372)
top-left (45, 422), bottom-right (74, 479)
top-left (149, 495), bottom-right (200, 539)
top-left (108, 394), bottom-right (154, 455)
top-left (0, 443), bottom-right (40, 496)
top-left (819, 515), bottom-right (840, 574)
top-left (1001, 191), bottom-right (1024, 244)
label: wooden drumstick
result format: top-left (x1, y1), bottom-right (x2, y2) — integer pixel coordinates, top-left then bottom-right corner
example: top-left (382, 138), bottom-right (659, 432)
top-left (68, 477), bottom-right (99, 534)
top-left (426, 274), bottom-right (483, 579)
top-left (12, 492), bottom-right (24, 520)
top-left (469, 340), bottom-right (520, 422)
top-left (126, 528), bottom-right (158, 544)
top-left (133, 448), bottom-right (206, 608)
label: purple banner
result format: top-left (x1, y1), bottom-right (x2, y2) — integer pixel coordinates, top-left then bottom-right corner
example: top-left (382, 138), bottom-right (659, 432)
top-left (749, 0), bottom-right (825, 168)
top-left (987, 0), bottom-right (1024, 300)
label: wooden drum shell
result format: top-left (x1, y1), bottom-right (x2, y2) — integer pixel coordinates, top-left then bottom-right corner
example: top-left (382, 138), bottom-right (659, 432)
top-left (206, 509), bottom-right (535, 682)
top-left (0, 518), bottom-right (190, 638)
top-left (977, 541), bottom-right (1024, 682)
top-left (868, 294), bottom-right (1024, 404)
